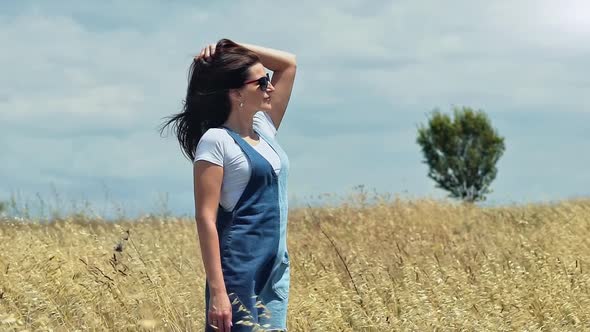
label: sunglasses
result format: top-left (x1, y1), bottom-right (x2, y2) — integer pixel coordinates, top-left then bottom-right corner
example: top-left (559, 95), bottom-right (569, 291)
top-left (244, 73), bottom-right (271, 91)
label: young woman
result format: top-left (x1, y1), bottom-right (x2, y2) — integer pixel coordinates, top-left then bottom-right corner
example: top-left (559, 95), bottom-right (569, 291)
top-left (161, 39), bottom-right (296, 331)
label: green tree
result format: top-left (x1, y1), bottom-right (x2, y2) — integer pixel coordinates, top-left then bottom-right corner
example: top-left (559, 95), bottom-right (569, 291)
top-left (416, 106), bottom-right (505, 203)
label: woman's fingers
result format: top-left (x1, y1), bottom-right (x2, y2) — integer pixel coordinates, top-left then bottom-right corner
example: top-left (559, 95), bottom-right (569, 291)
top-left (208, 310), bottom-right (231, 331)
top-left (217, 319), bottom-right (226, 332)
top-left (194, 44), bottom-right (216, 62)
top-left (208, 310), bottom-right (220, 329)
top-left (223, 311), bottom-right (232, 332)
top-left (195, 49), bottom-right (204, 61)
top-left (205, 44), bottom-right (215, 59)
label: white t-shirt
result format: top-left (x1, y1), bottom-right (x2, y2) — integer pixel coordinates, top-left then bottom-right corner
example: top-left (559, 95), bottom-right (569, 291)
top-left (194, 111), bottom-right (280, 211)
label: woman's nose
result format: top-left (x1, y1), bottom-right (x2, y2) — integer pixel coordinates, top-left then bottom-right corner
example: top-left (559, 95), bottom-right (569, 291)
top-left (266, 82), bottom-right (275, 92)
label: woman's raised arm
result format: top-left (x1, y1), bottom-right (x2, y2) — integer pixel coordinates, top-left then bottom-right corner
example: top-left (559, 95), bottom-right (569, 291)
top-left (238, 42), bottom-right (297, 130)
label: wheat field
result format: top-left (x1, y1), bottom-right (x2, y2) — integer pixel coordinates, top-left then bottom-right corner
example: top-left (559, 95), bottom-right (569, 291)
top-left (1, 194), bottom-right (590, 331)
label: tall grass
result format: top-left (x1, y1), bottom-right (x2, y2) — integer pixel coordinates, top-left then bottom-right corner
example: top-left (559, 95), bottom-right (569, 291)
top-left (1, 193), bottom-right (589, 331)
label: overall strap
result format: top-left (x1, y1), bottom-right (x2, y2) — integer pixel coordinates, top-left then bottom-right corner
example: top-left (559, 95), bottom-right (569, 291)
top-left (221, 126), bottom-right (256, 155)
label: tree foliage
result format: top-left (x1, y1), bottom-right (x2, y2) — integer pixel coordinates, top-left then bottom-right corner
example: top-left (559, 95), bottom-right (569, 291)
top-left (416, 106), bottom-right (505, 203)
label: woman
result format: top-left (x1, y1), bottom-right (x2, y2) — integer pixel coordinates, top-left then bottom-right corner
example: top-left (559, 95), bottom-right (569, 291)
top-left (160, 39), bottom-right (296, 331)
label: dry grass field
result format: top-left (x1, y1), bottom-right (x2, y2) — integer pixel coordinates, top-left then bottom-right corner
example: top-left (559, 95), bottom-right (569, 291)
top-left (1, 194), bottom-right (590, 331)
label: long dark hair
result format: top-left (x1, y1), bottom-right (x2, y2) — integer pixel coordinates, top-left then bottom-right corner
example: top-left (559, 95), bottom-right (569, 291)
top-left (160, 38), bottom-right (260, 161)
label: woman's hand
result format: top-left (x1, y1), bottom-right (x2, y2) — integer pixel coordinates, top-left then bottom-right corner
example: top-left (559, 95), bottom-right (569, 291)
top-left (195, 43), bottom-right (216, 61)
top-left (208, 292), bottom-right (232, 331)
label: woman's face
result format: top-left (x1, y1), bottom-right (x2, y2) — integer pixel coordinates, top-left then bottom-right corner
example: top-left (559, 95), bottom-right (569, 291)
top-left (241, 62), bottom-right (274, 113)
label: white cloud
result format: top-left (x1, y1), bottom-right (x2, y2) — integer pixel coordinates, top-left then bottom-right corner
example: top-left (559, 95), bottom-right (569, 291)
top-left (1, 0), bottom-right (589, 216)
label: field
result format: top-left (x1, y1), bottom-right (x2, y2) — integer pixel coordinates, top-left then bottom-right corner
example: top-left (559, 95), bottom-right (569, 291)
top-left (1, 194), bottom-right (590, 331)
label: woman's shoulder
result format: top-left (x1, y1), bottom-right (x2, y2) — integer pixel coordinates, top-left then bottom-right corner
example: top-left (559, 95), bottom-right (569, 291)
top-left (199, 127), bottom-right (232, 143)
top-left (195, 127), bottom-right (233, 154)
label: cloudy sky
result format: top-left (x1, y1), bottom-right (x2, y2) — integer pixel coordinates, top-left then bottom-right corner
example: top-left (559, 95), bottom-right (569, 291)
top-left (1, 0), bottom-right (589, 218)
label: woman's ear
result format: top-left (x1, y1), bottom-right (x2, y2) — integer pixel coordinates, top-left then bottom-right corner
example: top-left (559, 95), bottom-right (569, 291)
top-left (229, 88), bottom-right (242, 104)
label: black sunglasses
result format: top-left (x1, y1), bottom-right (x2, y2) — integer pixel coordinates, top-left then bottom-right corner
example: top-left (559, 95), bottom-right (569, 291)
top-left (244, 73), bottom-right (271, 91)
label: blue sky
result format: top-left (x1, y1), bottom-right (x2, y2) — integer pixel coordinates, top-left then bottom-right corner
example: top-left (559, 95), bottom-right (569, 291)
top-left (1, 0), bottom-right (589, 218)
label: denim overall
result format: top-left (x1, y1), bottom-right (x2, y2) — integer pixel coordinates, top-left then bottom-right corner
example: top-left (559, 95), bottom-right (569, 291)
top-left (205, 126), bottom-right (290, 331)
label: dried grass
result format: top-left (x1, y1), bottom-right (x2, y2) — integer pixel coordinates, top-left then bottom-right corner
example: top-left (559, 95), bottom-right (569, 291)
top-left (1, 195), bottom-right (590, 331)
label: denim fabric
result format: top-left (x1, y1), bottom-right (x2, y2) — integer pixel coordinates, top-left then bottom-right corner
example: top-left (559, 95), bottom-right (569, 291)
top-left (205, 126), bottom-right (290, 331)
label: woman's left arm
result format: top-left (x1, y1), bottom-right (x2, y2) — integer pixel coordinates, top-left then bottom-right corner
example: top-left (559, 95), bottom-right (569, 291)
top-left (238, 42), bottom-right (297, 130)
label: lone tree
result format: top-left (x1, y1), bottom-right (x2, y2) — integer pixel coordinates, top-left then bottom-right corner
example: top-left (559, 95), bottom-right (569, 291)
top-left (416, 106), bottom-right (505, 203)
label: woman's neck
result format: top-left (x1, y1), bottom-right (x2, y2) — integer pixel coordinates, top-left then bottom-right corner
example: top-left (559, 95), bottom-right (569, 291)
top-left (223, 110), bottom-right (257, 138)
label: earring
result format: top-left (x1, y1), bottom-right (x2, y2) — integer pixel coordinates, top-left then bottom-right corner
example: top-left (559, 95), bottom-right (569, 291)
top-left (239, 101), bottom-right (244, 109)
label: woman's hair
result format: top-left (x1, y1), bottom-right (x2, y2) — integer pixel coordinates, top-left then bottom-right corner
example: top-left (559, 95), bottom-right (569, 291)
top-left (159, 38), bottom-right (260, 161)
